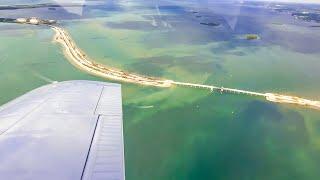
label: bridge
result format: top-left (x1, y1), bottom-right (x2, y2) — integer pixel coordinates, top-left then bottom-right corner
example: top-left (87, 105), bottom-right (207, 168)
top-left (172, 82), bottom-right (266, 97)
top-left (173, 82), bottom-right (320, 110)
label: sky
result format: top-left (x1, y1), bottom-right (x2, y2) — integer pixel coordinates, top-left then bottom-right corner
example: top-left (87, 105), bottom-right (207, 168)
top-left (196, 0), bottom-right (320, 4)
top-left (247, 0), bottom-right (320, 3)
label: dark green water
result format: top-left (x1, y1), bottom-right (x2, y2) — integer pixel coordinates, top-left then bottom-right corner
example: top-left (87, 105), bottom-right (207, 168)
top-left (1, 0), bottom-right (320, 179)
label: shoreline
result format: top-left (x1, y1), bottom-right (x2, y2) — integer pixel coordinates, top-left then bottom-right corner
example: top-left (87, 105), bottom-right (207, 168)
top-left (51, 25), bottom-right (173, 88)
top-left (50, 24), bottom-right (320, 111)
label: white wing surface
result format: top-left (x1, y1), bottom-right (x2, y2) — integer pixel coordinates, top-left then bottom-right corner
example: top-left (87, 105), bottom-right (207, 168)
top-left (0, 80), bottom-right (125, 180)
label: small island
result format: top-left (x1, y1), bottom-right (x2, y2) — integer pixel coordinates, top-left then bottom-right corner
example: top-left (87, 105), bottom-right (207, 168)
top-left (245, 34), bottom-right (260, 40)
top-left (200, 22), bottom-right (220, 27)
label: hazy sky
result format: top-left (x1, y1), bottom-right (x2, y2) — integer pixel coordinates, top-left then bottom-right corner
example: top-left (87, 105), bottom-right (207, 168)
top-left (198, 0), bottom-right (320, 4)
top-left (248, 0), bottom-right (320, 3)
top-left (195, 0), bottom-right (320, 4)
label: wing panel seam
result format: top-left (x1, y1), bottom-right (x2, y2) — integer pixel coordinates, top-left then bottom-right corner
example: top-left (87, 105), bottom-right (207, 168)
top-left (0, 97), bottom-right (50, 136)
top-left (81, 114), bottom-right (101, 180)
top-left (94, 86), bottom-right (105, 115)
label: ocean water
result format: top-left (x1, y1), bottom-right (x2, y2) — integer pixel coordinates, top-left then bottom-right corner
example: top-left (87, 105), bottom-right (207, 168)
top-left (1, 0), bottom-right (320, 179)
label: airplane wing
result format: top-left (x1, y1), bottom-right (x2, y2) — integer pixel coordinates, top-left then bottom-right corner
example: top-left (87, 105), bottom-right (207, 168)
top-left (0, 80), bottom-right (125, 180)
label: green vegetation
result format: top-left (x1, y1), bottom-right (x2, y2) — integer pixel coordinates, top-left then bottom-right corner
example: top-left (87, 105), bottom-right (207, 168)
top-left (0, 18), bottom-right (15, 23)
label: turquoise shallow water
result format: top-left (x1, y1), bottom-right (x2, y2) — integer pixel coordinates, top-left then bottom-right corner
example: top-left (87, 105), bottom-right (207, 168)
top-left (1, 0), bottom-right (320, 179)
